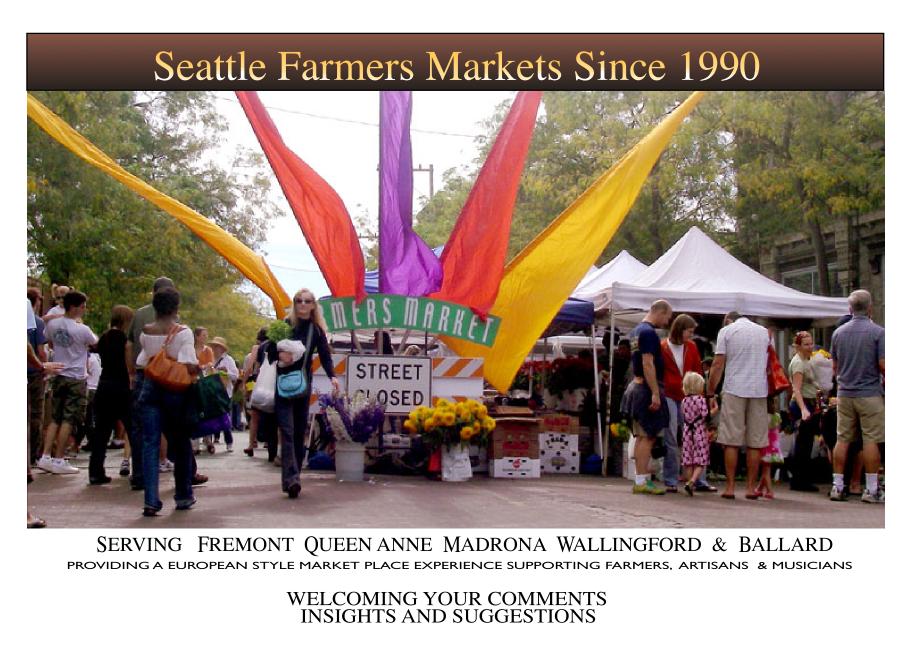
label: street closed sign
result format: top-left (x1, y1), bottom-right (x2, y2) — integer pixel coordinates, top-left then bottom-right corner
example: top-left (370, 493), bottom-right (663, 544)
top-left (345, 355), bottom-right (432, 414)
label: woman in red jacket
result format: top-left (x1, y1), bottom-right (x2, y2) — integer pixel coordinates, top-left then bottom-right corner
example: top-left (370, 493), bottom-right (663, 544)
top-left (660, 314), bottom-right (712, 491)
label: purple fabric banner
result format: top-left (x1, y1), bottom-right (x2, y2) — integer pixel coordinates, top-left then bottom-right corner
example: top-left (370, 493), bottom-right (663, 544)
top-left (378, 91), bottom-right (442, 296)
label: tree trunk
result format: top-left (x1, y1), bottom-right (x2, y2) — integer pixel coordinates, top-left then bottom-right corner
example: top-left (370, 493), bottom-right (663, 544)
top-left (809, 218), bottom-right (830, 296)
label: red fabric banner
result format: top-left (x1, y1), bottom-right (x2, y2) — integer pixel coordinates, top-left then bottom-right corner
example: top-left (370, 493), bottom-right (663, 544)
top-left (236, 91), bottom-right (366, 301)
top-left (429, 91), bottom-right (542, 316)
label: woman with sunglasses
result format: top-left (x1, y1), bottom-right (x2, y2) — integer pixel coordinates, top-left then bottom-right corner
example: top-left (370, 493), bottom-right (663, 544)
top-left (267, 289), bottom-right (339, 498)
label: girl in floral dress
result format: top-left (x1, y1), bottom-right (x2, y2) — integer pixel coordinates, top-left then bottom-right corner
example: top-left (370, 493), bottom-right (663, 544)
top-left (680, 372), bottom-right (709, 496)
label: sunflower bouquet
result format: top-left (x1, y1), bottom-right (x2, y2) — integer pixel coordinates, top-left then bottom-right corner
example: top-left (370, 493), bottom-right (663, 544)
top-left (403, 398), bottom-right (496, 449)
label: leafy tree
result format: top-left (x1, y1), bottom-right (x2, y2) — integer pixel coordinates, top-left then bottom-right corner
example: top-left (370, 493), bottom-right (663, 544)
top-left (27, 91), bottom-right (281, 338)
top-left (725, 91), bottom-right (884, 293)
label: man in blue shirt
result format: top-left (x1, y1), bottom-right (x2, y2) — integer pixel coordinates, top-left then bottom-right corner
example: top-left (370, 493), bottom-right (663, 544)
top-left (829, 290), bottom-right (885, 503)
top-left (621, 300), bottom-right (673, 495)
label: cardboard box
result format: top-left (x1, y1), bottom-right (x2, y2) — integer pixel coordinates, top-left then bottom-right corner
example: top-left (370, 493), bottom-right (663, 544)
top-left (490, 418), bottom-right (542, 459)
top-left (541, 413), bottom-right (580, 434)
top-left (489, 457), bottom-right (540, 479)
top-left (541, 451), bottom-right (579, 474)
top-left (493, 405), bottom-right (535, 417)
top-left (539, 432), bottom-right (579, 452)
top-left (539, 431), bottom-right (579, 473)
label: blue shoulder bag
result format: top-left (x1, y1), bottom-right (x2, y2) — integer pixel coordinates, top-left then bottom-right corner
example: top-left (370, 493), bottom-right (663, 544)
top-left (276, 324), bottom-right (314, 399)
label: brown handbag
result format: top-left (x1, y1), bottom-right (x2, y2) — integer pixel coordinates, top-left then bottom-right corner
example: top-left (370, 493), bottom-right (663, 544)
top-left (145, 325), bottom-right (193, 391)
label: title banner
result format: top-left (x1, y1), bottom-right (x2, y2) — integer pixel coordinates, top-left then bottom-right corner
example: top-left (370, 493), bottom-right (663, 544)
top-left (27, 33), bottom-right (883, 90)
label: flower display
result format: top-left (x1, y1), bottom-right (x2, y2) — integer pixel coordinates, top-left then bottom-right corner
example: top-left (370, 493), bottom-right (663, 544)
top-left (545, 357), bottom-right (594, 395)
top-left (318, 391), bottom-right (386, 444)
top-left (403, 398), bottom-right (495, 448)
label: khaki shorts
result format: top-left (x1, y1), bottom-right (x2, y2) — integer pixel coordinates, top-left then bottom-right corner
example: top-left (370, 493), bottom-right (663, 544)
top-left (837, 396), bottom-right (884, 444)
top-left (633, 420), bottom-right (651, 438)
top-left (717, 393), bottom-right (767, 449)
top-left (49, 376), bottom-right (88, 426)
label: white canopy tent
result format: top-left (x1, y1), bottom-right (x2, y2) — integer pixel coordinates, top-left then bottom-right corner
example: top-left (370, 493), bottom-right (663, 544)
top-left (596, 227), bottom-right (850, 325)
top-left (572, 250), bottom-right (648, 309)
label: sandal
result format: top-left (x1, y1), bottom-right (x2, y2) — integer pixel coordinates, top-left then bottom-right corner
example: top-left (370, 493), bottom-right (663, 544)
top-left (721, 493), bottom-right (735, 500)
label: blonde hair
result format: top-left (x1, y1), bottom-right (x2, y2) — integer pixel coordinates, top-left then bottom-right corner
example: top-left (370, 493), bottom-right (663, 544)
top-left (288, 288), bottom-right (327, 333)
top-left (682, 371), bottom-right (705, 396)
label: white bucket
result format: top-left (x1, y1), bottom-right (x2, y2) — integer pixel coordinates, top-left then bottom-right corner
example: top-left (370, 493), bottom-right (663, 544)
top-left (335, 441), bottom-right (365, 482)
top-left (441, 444), bottom-right (473, 482)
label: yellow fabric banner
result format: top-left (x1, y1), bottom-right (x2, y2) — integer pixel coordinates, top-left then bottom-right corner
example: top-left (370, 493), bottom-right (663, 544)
top-left (443, 92), bottom-right (705, 391)
top-left (27, 94), bottom-right (291, 318)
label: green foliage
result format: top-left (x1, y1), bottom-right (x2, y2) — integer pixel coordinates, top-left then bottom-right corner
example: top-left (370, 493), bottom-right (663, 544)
top-left (725, 92), bottom-right (884, 289)
top-left (27, 91), bottom-right (281, 337)
top-left (266, 319), bottom-right (293, 344)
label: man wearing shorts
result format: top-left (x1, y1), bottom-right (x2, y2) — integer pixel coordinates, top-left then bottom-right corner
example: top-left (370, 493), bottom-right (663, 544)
top-left (829, 290), bottom-right (885, 503)
top-left (37, 291), bottom-right (97, 475)
top-left (706, 311), bottom-right (769, 499)
top-left (621, 300), bottom-right (673, 495)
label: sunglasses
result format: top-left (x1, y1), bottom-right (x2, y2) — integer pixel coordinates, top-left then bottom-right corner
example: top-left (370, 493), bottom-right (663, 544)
top-left (294, 298), bottom-right (314, 304)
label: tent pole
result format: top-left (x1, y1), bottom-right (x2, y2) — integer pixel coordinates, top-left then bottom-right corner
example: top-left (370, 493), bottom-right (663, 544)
top-left (604, 311), bottom-right (616, 477)
top-left (590, 324), bottom-right (603, 464)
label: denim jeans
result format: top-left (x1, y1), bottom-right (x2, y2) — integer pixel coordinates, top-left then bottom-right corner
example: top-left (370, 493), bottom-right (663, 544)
top-left (275, 393), bottom-right (309, 491)
top-left (665, 398), bottom-right (709, 487)
top-left (129, 371), bottom-right (146, 487)
top-left (138, 378), bottom-right (194, 509)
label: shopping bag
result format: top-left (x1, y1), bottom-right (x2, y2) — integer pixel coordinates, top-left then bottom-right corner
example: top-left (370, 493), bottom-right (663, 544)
top-left (251, 360), bottom-right (277, 412)
top-left (191, 373), bottom-right (231, 439)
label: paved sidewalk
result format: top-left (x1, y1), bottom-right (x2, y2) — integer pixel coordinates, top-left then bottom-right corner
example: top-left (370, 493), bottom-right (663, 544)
top-left (27, 433), bottom-right (884, 529)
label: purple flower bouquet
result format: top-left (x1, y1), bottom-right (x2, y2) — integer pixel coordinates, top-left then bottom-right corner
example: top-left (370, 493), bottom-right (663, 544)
top-left (318, 392), bottom-right (386, 444)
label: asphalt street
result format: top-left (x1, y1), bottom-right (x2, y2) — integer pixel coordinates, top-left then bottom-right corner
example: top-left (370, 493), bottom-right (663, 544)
top-left (27, 431), bottom-right (885, 529)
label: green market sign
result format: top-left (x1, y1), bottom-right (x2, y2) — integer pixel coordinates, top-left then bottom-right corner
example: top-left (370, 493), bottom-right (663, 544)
top-left (320, 294), bottom-right (501, 347)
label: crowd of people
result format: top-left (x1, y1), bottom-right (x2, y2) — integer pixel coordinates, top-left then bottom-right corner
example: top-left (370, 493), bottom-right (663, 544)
top-left (620, 289), bottom-right (885, 503)
top-left (25, 276), bottom-right (885, 527)
top-left (25, 278), bottom-right (338, 524)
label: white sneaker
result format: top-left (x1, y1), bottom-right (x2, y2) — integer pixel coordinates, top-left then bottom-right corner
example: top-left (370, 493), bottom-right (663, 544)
top-left (861, 488), bottom-right (885, 504)
top-left (50, 458), bottom-right (79, 475)
top-left (829, 486), bottom-right (847, 501)
top-left (159, 460), bottom-right (173, 473)
top-left (37, 455), bottom-right (54, 473)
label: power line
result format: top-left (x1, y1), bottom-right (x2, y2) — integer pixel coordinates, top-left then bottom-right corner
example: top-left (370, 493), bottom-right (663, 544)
top-left (214, 95), bottom-right (478, 138)
top-left (266, 262), bottom-right (324, 273)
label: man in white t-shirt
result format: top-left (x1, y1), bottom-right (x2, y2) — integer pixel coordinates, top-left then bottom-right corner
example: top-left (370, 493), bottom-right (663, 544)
top-left (706, 311), bottom-right (769, 499)
top-left (38, 291), bottom-right (98, 475)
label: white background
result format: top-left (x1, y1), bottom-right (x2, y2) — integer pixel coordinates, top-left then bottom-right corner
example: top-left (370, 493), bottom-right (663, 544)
top-left (4, 2), bottom-right (913, 645)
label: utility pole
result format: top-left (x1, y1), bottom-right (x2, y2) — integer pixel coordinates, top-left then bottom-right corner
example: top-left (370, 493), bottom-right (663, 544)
top-left (413, 164), bottom-right (434, 201)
